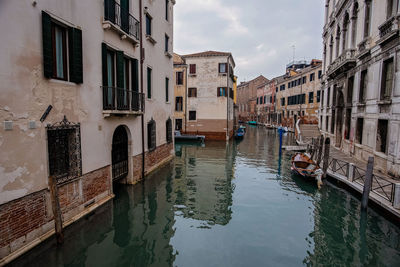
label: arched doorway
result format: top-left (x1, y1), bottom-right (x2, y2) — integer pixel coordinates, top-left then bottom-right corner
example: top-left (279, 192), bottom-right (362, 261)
top-left (112, 126), bottom-right (128, 181)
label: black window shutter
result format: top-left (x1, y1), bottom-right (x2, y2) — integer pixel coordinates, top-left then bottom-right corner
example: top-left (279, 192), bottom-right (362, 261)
top-left (101, 43), bottom-right (108, 86)
top-left (42, 11), bottom-right (53, 78)
top-left (131, 58), bottom-right (139, 92)
top-left (69, 27), bottom-right (83, 84)
top-left (116, 51), bottom-right (124, 88)
top-left (104, 0), bottom-right (115, 23)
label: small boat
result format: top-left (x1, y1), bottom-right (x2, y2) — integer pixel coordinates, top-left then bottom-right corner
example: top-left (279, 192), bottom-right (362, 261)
top-left (265, 124), bottom-right (274, 129)
top-left (174, 131), bottom-right (205, 143)
top-left (239, 125), bottom-right (246, 132)
top-left (291, 153), bottom-right (323, 189)
top-left (247, 121), bottom-right (257, 125)
top-left (234, 128), bottom-right (245, 140)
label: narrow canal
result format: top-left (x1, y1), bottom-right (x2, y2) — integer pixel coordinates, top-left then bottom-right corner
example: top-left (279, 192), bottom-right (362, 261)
top-left (9, 127), bottom-right (400, 266)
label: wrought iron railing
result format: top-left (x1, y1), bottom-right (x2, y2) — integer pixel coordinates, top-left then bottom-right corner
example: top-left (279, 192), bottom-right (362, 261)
top-left (104, 0), bottom-right (140, 40)
top-left (102, 86), bottom-right (144, 113)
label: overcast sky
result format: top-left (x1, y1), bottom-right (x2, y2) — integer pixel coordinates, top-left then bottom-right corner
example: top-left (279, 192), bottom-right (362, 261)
top-left (174, 0), bottom-right (325, 83)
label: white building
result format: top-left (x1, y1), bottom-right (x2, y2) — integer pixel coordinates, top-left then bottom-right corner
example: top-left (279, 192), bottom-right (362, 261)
top-left (321, 0), bottom-right (400, 177)
top-left (0, 0), bottom-right (175, 262)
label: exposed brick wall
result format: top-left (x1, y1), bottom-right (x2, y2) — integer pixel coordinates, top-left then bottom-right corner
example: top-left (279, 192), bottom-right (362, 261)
top-left (132, 142), bottom-right (173, 181)
top-left (0, 190), bottom-right (48, 248)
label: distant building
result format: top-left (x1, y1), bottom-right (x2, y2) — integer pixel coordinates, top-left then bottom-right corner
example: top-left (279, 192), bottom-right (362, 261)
top-left (237, 75), bottom-right (269, 122)
top-left (321, 0), bottom-right (400, 178)
top-left (173, 53), bottom-right (187, 132)
top-left (276, 60), bottom-right (322, 128)
top-left (182, 51), bottom-right (236, 140)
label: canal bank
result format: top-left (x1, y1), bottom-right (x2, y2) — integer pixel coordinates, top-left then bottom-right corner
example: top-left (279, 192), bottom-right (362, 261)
top-left (6, 127), bottom-right (400, 266)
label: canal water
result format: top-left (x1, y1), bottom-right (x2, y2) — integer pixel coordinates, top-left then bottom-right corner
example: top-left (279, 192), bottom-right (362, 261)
top-left (8, 126), bottom-right (400, 266)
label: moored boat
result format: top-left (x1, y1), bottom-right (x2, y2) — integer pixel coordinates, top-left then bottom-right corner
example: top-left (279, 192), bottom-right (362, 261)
top-left (291, 153), bottom-right (323, 188)
top-left (235, 127), bottom-right (245, 140)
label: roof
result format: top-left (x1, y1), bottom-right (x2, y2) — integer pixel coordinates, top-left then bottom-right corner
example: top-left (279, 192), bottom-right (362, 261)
top-left (183, 50), bottom-right (232, 58)
top-left (173, 53), bottom-right (186, 65)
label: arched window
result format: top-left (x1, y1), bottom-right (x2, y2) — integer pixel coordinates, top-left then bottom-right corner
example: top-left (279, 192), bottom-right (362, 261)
top-left (342, 13), bottom-right (350, 51)
top-left (166, 118), bottom-right (172, 143)
top-left (351, 2), bottom-right (359, 48)
top-left (364, 0), bottom-right (372, 38)
top-left (147, 119), bottom-right (156, 151)
top-left (336, 26), bottom-right (341, 57)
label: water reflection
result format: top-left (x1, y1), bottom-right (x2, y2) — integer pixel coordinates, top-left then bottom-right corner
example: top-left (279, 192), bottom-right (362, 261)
top-left (8, 126), bottom-right (400, 267)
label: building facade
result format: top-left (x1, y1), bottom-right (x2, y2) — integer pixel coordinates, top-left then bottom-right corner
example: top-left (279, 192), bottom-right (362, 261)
top-left (321, 0), bottom-right (400, 177)
top-left (0, 0), bottom-right (175, 261)
top-left (237, 75), bottom-right (269, 122)
top-left (276, 60), bottom-right (322, 128)
top-left (181, 51), bottom-right (236, 141)
top-left (173, 53), bottom-right (187, 132)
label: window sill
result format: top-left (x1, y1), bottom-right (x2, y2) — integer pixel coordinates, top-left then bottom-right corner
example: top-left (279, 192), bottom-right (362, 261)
top-left (146, 35), bottom-right (157, 45)
top-left (165, 51), bottom-right (172, 58)
top-left (377, 99), bottom-right (391, 105)
top-left (48, 79), bottom-right (77, 86)
top-left (218, 73), bottom-right (227, 76)
top-left (188, 74), bottom-right (197, 77)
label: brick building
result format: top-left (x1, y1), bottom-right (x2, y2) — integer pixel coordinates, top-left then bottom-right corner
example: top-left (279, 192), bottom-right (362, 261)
top-left (0, 0), bottom-right (175, 262)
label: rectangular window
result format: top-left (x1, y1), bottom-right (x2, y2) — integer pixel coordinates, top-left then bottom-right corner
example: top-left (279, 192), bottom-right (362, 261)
top-left (310, 73), bottom-right (315, 82)
top-left (377, 120), bottom-right (388, 153)
top-left (146, 14), bottom-right (152, 36)
top-left (281, 98), bottom-right (285, 106)
top-left (165, 0), bottom-right (169, 21)
top-left (176, 71), bottom-right (183, 85)
top-left (147, 120), bottom-right (156, 151)
top-left (309, 92), bottom-right (314, 103)
top-left (347, 76), bottom-right (354, 104)
top-left (359, 69), bottom-right (367, 103)
top-left (147, 67), bottom-right (152, 99)
top-left (217, 87), bottom-right (227, 97)
top-left (381, 58), bottom-right (394, 100)
top-left (356, 118), bottom-right (364, 144)
top-left (189, 111), bottom-right (196, 121)
top-left (364, 1), bottom-right (371, 38)
top-left (331, 110), bottom-right (335, 134)
top-left (165, 77), bottom-right (169, 102)
top-left (52, 24), bottom-right (67, 80)
top-left (317, 90), bottom-right (321, 103)
top-left (175, 119), bottom-right (182, 131)
top-left (189, 64), bottom-right (196, 74)
top-left (256, 98), bottom-right (259, 105)
top-left (188, 87), bottom-right (197, 97)
top-left (288, 83), bottom-right (291, 89)
top-left (264, 95), bottom-right (266, 103)
top-left (175, 96), bottom-right (183, 111)
top-left (166, 119), bottom-right (172, 143)
top-left (325, 116), bottom-right (329, 131)
top-left (345, 109), bottom-right (351, 140)
top-left (318, 70), bottom-right (322, 79)
top-left (219, 63), bottom-right (227, 73)
top-left (303, 76), bottom-right (307, 84)
top-left (165, 34), bottom-right (169, 52)
top-left (327, 87), bottom-right (331, 106)
top-left (276, 87), bottom-right (278, 92)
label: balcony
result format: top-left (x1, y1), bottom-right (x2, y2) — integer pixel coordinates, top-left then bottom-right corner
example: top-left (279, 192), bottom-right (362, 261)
top-left (326, 49), bottom-right (356, 79)
top-left (102, 86), bottom-right (144, 117)
top-left (377, 16), bottom-right (399, 46)
top-left (357, 38), bottom-right (370, 58)
top-left (103, 0), bottom-right (140, 45)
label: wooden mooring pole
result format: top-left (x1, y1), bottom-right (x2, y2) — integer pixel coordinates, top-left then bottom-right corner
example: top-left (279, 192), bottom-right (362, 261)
top-left (361, 157), bottom-right (374, 211)
top-left (49, 176), bottom-right (64, 244)
top-left (322, 138), bottom-right (330, 178)
top-left (317, 135), bottom-right (324, 166)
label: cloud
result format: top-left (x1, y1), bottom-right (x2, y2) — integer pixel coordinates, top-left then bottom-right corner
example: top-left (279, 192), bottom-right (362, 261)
top-left (174, 0), bottom-right (324, 82)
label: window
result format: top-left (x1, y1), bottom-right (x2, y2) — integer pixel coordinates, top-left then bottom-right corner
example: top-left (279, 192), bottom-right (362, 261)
top-left (256, 98), bottom-right (259, 105)
top-left (175, 119), bottom-right (182, 131)
top-left (264, 96), bottom-right (266, 104)
top-left (347, 76), bottom-right (354, 104)
top-left (165, 34), bottom-right (169, 52)
top-left (288, 83), bottom-right (291, 89)
top-left (217, 87), bottom-right (227, 97)
top-left (188, 87), bottom-right (197, 97)
top-left (387, 0), bottom-right (396, 19)
top-left (310, 73), bottom-right (315, 82)
top-left (219, 63), bottom-right (227, 73)
top-left (331, 110), bottom-right (335, 134)
top-left (276, 87), bottom-right (278, 92)
top-left (189, 111), bottom-right (196, 121)
top-left (381, 58), bottom-right (394, 100)
top-left (175, 97), bottom-right (183, 111)
top-left (377, 120), bottom-right (388, 153)
top-left (280, 84), bottom-right (285, 91)
top-left (165, 0), bottom-right (169, 21)
top-left (176, 71), bottom-right (183, 85)
top-left (146, 14), bottom-right (152, 36)
top-left (317, 90), bottom-right (321, 103)
top-left (309, 92), bottom-right (314, 103)
top-left (351, 3), bottom-right (359, 47)
top-left (165, 77), bottom-right (169, 102)
top-left (321, 90), bottom-right (324, 106)
top-left (345, 109), bottom-right (351, 140)
top-left (303, 76), bottom-right (307, 84)
top-left (364, 1), bottom-right (371, 38)
top-left (327, 87), bottom-right (331, 106)
top-left (147, 119), bottom-right (156, 151)
top-left (42, 11), bottom-right (83, 83)
top-left (189, 64), bottom-right (196, 74)
top-left (356, 118), bottom-right (364, 144)
top-left (359, 69), bottom-right (367, 103)
top-left (318, 70), bottom-right (322, 79)
top-left (166, 118), bottom-right (172, 143)
top-left (47, 117), bottom-right (82, 184)
top-left (281, 98), bottom-right (285, 106)
top-left (325, 116), bottom-right (329, 131)
top-left (147, 67), bottom-right (152, 99)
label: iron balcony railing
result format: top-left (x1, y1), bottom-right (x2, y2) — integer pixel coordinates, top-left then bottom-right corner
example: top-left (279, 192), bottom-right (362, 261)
top-left (104, 0), bottom-right (140, 40)
top-left (102, 86), bottom-right (144, 113)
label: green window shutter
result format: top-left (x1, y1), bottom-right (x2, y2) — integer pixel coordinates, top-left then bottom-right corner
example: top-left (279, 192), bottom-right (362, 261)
top-left (116, 51), bottom-right (124, 88)
top-left (151, 121), bottom-right (156, 149)
top-left (147, 68), bottom-right (152, 98)
top-left (131, 58), bottom-right (139, 92)
top-left (69, 27), bottom-right (83, 84)
top-left (101, 43), bottom-right (108, 86)
top-left (42, 11), bottom-right (53, 78)
top-left (104, 0), bottom-right (115, 23)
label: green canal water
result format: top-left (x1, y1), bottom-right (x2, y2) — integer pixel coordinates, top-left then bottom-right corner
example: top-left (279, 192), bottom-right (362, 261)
top-left (8, 127), bottom-right (400, 266)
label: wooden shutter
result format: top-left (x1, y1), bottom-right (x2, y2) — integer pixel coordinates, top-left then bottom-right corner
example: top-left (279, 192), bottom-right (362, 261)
top-left (148, 120), bottom-right (156, 150)
top-left (104, 0), bottom-right (115, 23)
top-left (42, 11), bottom-right (53, 78)
top-left (147, 68), bottom-right (152, 98)
top-left (101, 43), bottom-right (108, 86)
top-left (131, 58), bottom-right (139, 91)
top-left (69, 27), bottom-right (83, 84)
top-left (120, 0), bottom-right (129, 33)
top-left (116, 51), bottom-right (124, 88)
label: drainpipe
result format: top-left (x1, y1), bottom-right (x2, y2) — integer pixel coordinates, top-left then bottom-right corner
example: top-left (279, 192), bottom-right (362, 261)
top-left (226, 57), bottom-right (230, 141)
top-left (139, 0), bottom-right (145, 180)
